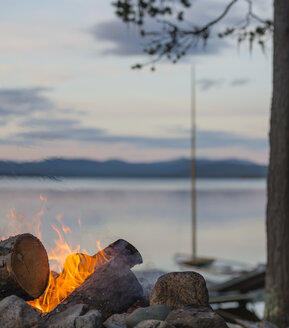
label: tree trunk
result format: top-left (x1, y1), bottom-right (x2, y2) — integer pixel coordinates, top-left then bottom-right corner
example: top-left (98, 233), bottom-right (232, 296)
top-left (265, 1), bottom-right (289, 327)
top-left (0, 233), bottom-right (49, 301)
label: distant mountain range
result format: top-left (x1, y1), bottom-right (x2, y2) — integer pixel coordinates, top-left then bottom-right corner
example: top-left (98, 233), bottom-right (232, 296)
top-left (0, 158), bottom-right (267, 178)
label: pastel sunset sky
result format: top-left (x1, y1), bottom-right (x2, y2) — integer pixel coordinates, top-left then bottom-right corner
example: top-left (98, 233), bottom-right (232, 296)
top-left (0, 0), bottom-right (272, 163)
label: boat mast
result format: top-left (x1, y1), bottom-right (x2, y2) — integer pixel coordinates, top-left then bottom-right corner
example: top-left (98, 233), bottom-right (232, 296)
top-left (191, 64), bottom-right (197, 261)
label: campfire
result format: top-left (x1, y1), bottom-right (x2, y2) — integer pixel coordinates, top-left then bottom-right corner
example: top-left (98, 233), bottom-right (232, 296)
top-left (0, 233), bottom-right (143, 318)
top-left (0, 196), bottom-right (143, 316)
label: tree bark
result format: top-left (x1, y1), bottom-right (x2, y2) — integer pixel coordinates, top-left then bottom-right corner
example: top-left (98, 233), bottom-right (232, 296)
top-left (0, 233), bottom-right (49, 301)
top-left (265, 1), bottom-right (289, 327)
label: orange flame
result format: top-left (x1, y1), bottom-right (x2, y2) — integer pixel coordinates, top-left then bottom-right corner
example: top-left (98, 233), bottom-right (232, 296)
top-left (3, 196), bottom-right (109, 313)
top-left (3, 195), bottom-right (46, 240)
top-left (29, 222), bottom-right (108, 312)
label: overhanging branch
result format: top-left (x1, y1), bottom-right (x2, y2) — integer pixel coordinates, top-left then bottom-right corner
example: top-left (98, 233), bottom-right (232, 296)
top-left (113, 0), bottom-right (273, 69)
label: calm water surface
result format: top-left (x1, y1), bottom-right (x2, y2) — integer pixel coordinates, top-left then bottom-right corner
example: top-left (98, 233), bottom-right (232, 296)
top-left (0, 178), bottom-right (266, 271)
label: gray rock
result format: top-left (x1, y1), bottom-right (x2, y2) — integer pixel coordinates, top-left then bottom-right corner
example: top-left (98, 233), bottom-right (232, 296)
top-left (135, 320), bottom-right (175, 328)
top-left (235, 320), bottom-right (279, 328)
top-left (46, 303), bottom-right (88, 328)
top-left (135, 320), bottom-right (163, 328)
top-left (0, 295), bottom-right (42, 328)
top-left (48, 320), bottom-right (75, 328)
top-left (158, 322), bottom-right (175, 328)
top-left (150, 272), bottom-right (209, 309)
top-left (46, 305), bottom-right (102, 328)
top-left (126, 305), bottom-right (171, 328)
top-left (165, 306), bottom-right (228, 328)
top-left (75, 309), bottom-right (102, 328)
top-left (104, 313), bottom-right (128, 328)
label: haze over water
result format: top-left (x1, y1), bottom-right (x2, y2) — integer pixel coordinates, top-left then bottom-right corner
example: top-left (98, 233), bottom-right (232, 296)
top-left (0, 177), bottom-right (266, 271)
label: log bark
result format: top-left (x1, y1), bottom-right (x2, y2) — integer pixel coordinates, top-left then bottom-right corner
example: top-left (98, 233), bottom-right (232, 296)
top-left (62, 238), bottom-right (143, 273)
top-left (265, 1), bottom-right (289, 328)
top-left (45, 239), bottom-right (143, 320)
top-left (99, 239), bottom-right (143, 268)
top-left (0, 233), bottom-right (49, 301)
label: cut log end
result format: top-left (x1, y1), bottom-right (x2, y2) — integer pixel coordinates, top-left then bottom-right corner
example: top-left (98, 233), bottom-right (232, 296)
top-left (12, 233), bottom-right (49, 299)
top-left (0, 233), bottom-right (49, 301)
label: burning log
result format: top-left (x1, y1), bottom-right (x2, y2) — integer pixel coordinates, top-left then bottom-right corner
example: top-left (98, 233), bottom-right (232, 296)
top-left (44, 239), bottom-right (143, 320)
top-left (62, 238), bottom-right (143, 273)
top-left (0, 233), bottom-right (49, 301)
top-left (99, 239), bottom-right (143, 267)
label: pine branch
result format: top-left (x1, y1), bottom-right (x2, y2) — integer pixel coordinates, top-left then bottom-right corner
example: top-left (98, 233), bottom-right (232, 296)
top-left (113, 0), bottom-right (273, 69)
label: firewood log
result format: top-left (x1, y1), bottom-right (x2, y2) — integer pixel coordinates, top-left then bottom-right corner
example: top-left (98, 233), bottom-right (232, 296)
top-left (62, 239), bottom-right (143, 273)
top-left (45, 239), bottom-right (143, 320)
top-left (0, 233), bottom-right (49, 301)
top-left (99, 239), bottom-right (143, 268)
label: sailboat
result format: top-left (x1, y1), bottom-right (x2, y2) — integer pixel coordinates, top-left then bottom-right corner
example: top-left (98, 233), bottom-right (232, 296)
top-left (177, 66), bottom-right (253, 278)
top-left (178, 65), bottom-right (215, 268)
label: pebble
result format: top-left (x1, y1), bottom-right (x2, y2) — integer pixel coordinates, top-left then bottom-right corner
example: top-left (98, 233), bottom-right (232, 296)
top-left (126, 305), bottom-right (171, 328)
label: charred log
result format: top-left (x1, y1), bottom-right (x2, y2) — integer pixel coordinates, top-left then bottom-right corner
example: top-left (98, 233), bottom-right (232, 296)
top-left (62, 238), bottom-right (143, 273)
top-left (45, 239), bottom-right (143, 320)
top-left (0, 233), bottom-right (49, 301)
top-left (100, 239), bottom-right (143, 268)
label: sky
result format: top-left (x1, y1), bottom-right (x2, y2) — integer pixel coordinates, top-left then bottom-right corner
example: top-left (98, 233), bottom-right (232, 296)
top-left (0, 0), bottom-right (273, 163)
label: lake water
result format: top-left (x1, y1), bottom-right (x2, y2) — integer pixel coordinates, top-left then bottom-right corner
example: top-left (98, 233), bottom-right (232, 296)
top-left (0, 177), bottom-right (267, 272)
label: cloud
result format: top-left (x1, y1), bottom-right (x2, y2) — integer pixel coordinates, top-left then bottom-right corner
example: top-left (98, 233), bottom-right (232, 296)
top-left (14, 126), bottom-right (189, 148)
top-left (21, 118), bottom-right (80, 128)
top-left (91, 21), bottom-right (144, 56)
top-left (91, 19), bottom-right (229, 57)
top-left (0, 86), bottom-right (267, 151)
top-left (0, 88), bottom-right (85, 128)
top-left (230, 78), bottom-right (251, 87)
top-left (0, 88), bottom-right (53, 117)
top-left (3, 117), bottom-right (268, 151)
top-left (197, 130), bottom-right (267, 150)
top-left (197, 78), bottom-right (225, 91)
top-left (166, 126), bottom-right (267, 150)
top-left (0, 86), bottom-right (267, 152)
top-left (17, 127), bottom-right (105, 142)
top-left (196, 77), bottom-right (250, 91)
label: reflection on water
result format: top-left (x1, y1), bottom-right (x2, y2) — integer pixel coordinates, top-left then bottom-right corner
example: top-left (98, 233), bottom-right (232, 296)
top-left (0, 178), bottom-right (266, 271)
